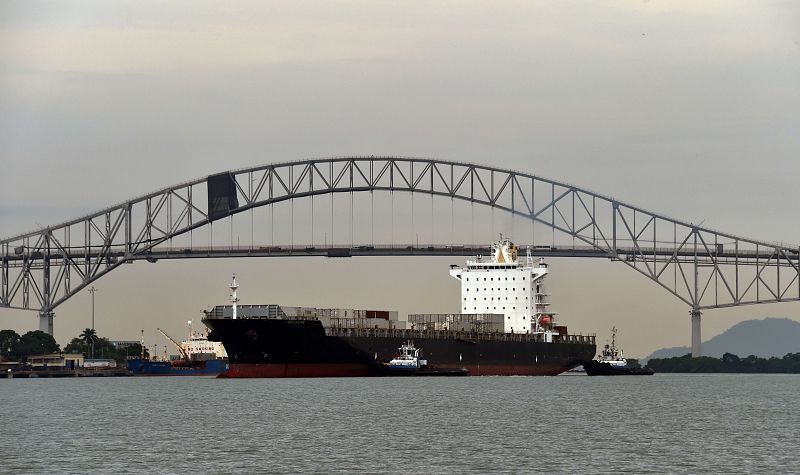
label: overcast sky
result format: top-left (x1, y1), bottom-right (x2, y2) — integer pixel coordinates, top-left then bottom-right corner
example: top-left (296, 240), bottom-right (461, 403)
top-left (1, 1), bottom-right (799, 356)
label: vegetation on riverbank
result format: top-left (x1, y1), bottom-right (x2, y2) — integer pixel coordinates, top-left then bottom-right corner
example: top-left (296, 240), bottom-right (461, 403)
top-left (0, 330), bottom-right (59, 361)
top-left (647, 352), bottom-right (800, 373)
top-left (1, 328), bottom-right (147, 364)
top-left (63, 329), bottom-right (148, 364)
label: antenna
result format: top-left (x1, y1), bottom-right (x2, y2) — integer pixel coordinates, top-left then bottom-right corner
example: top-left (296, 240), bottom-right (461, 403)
top-left (611, 326), bottom-right (617, 350)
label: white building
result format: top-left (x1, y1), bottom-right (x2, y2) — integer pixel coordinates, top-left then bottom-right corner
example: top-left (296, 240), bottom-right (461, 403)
top-left (449, 237), bottom-right (558, 336)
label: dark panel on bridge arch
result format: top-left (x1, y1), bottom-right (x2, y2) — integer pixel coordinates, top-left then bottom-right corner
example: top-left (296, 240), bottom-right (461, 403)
top-left (207, 172), bottom-right (239, 221)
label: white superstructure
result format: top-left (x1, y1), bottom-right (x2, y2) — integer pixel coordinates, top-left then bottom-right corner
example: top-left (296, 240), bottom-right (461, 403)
top-left (230, 274), bottom-right (240, 319)
top-left (595, 327), bottom-right (627, 367)
top-left (183, 320), bottom-right (228, 360)
top-left (449, 237), bottom-right (561, 340)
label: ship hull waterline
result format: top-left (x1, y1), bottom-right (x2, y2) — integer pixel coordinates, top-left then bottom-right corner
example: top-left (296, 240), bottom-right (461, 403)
top-left (205, 318), bottom-right (595, 378)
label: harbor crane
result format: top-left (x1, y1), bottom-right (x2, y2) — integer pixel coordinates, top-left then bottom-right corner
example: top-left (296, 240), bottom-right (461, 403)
top-left (157, 328), bottom-right (189, 361)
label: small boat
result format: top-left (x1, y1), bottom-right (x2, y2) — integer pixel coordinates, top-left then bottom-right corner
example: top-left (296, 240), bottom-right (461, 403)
top-left (381, 341), bottom-right (468, 376)
top-left (582, 327), bottom-right (654, 376)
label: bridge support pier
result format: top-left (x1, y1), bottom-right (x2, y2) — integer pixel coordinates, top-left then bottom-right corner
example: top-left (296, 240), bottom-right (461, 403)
top-left (38, 311), bottom-right (54, 336)
top-left (690, 308), bottom-right (701, 357)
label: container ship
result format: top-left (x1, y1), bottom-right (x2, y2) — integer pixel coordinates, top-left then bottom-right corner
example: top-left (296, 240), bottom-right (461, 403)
top-left (204, 238), bottom-right (595, 377)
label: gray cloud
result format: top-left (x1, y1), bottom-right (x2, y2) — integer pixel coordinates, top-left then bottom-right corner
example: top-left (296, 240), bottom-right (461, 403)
top-left (1, 1), bottom-right (799, 356)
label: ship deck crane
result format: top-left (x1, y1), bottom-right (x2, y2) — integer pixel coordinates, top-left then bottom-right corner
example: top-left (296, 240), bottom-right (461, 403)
top-left (157, 328), bottom-right (189, 360)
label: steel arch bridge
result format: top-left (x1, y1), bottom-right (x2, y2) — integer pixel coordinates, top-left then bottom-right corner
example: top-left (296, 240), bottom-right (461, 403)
top-left (2, 157), bottom-right (798, 356)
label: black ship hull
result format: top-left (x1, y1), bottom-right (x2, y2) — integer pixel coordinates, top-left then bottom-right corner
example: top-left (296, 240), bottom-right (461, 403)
top-left (205, 318), bottom-right (595, 378)
top-left (380, 366), bottom-right (469, 377)
top-left (582, 360), bottom-right (655, 376)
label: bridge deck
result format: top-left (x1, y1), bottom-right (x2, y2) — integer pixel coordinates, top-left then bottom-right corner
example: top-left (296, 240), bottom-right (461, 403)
top-left (1, 243), bottom-right (793, 266)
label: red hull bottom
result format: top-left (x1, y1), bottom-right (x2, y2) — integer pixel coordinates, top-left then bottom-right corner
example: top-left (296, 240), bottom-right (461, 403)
top-left (221, 363), bottom-right (375, 378)
top-left (465, 364), bottom-right (566, 376)
top-left (221, 363), bottom-right (569, 378)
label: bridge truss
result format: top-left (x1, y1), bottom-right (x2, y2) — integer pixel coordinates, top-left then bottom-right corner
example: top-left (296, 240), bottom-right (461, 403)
top-left (2, 157), bottom-right (798, 355)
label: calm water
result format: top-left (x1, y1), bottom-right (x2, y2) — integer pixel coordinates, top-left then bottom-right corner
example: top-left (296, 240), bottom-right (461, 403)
top-left (3, 374), bottom-right (798, 474)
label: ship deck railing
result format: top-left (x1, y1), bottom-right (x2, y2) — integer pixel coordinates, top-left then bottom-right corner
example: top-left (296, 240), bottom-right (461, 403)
top-left (324, 327), bottom-right (596, 344)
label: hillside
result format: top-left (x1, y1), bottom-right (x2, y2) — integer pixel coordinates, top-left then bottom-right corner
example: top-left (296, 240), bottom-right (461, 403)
top-left (644, 318), bottom-right (800, 362)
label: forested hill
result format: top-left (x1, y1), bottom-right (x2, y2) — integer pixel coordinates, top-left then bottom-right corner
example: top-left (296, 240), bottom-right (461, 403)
top-left (644, 318), bottom-right (800, 362)
top-left (648, 353), bottom-right (800, 373)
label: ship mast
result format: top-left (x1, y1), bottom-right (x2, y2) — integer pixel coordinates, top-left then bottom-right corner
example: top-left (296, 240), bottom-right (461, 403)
top-left (230, 273), bottom-right (240, 319)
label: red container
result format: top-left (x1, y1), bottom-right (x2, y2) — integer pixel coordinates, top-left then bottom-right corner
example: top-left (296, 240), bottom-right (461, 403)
top-left (366, 310), bottom-right (390, 320)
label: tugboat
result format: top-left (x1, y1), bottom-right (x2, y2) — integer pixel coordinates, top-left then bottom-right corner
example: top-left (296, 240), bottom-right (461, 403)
top-left (381, 341), bottom-right (468, 376)
top-left (582, 327), bottom-right (654, 376)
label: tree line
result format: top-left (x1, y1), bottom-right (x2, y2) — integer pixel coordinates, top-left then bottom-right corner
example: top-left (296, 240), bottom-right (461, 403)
top-left (647, 352), bottom-right (800, 373)
top-left (0, 328), bottom-right (148, 365)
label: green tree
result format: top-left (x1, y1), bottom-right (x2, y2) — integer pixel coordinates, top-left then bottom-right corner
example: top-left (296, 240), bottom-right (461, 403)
top-left (64, 337), bottom-right (89, 357)
top-left (14, 330), bottom-right (60, 361)
top-left (65, 330), bottom-right (149, 364)
top-left (0, 329), bottom-right (21, 361)
top-left (80, 328), bottom-right (97, 357)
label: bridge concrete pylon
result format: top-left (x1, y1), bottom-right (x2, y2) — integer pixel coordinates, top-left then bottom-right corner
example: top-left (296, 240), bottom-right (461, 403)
top-left (690, 309), bottom-right (702, 358)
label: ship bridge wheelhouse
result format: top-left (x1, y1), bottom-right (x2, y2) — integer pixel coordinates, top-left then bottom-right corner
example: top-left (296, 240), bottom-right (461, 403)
top-left (450, 238), bottom-right (557, 335)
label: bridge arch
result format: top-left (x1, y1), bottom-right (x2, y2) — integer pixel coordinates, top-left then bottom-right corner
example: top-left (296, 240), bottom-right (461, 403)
top-left (2, 157), bottom-right (798, 355)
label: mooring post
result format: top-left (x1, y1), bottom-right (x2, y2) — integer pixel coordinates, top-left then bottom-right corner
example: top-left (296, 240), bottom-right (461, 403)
top-left (39, 311), bottom-right (54, 336)
top-left (690, 307), bottom-right (702, 357)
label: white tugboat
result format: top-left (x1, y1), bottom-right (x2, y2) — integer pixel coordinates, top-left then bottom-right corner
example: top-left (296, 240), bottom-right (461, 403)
top-left (583, 327), bottom-right (654, 376)
top-left (387, 342), bottom-right (427, 369)
top-left (382, 341), bottom-right (468, 376)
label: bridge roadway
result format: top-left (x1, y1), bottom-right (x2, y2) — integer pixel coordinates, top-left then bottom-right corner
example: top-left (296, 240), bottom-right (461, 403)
top-left (4, 243), bottom-right (794, 265)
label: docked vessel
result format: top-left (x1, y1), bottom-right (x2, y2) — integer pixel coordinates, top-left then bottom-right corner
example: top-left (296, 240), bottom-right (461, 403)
top-left (204, 239), bottom-right (595, 378)
top-left (582, 327), bottom-right (654, 376)
top-left (127, 325), bottom-right (229, 376)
